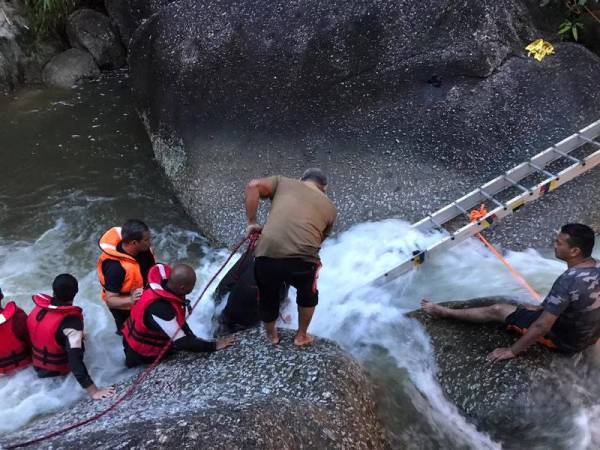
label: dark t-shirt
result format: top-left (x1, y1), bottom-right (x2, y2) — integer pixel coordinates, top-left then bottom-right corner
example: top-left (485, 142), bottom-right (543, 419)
top-left (215, 252), bottom-right (287, 330)
top-left (542, 260), bottom-right (600, 352)
top-left (101, 243), bottom-right (155, 293)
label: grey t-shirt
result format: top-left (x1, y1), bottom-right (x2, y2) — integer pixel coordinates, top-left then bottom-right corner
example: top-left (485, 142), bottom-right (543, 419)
top-left (542, 260), bottom-right (600, 352)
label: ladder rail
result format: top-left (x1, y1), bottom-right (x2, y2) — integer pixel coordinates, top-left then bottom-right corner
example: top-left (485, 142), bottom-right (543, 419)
top-left (413, 120), bottom-right (600, 233)
top-left (372, 122), bottom-right (600, 286)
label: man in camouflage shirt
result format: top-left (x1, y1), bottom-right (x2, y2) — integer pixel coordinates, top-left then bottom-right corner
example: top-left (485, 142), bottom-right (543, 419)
top-left (422, 223), bottom-right (600, 361)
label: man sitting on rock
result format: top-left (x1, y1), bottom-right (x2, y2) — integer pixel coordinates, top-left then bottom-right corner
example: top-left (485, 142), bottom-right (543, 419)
top-left (244, 168), bottom-right (337, 346)
top-left (27, 274), bottom-right (116, 400)
top-left (422, 223), bottom-right (600, 361)
top-left (122, 263), bottom-right (235, 367)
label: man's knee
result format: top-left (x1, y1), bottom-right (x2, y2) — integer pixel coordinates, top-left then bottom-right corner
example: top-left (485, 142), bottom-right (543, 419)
top-left (490, 303), bottom-right (517, 321)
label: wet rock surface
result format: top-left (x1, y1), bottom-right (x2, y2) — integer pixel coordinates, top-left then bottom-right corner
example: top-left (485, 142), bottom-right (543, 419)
top-left (411, 297), bottom-right (600, 445)
top-left (104, 0), bottom-right (175, 49)
top-left (3, 328), bottom-right (388, 449)
top-left (42, 48), bottom-right (100, 89)
top-left (66, 9), bottom-right (126, 70)
top-left (1, 0), bottom-right (65, 93)
top-left (127, 0), bottom-right (600, 248)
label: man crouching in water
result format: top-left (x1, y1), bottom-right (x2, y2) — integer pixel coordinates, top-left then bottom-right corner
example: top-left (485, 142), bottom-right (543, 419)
top-left (422, 223), bottom-right (600, 361)
top-left (28, 274), bottom-right (115, 400)
top-left (122, 263), bottom-right (235, 367)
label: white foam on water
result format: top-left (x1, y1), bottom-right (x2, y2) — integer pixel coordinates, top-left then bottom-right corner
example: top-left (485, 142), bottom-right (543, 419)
top-left (1, 217), bottom-right (599, 450)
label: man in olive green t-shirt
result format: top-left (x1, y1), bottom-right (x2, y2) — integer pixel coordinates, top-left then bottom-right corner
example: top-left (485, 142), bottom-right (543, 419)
top-left (245, 168), bottom-right (337, 346)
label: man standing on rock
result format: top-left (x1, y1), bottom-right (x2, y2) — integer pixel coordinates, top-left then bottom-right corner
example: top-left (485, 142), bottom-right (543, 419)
top-left (422, 223), bottom-right (600, 361)
top-left (245, 168), bottom-right (337, 346)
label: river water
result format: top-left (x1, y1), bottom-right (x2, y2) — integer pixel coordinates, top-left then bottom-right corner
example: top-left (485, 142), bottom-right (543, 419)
top-left (0, 73), bottom-right (598, 449)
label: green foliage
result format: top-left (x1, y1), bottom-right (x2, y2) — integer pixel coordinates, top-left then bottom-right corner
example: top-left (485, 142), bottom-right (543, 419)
top-left (559, 18), bottom-right (585, 40)
top-left (25, 0), bottom-right (76, 37)
top-left (541, 0), bottom-right (600, 43)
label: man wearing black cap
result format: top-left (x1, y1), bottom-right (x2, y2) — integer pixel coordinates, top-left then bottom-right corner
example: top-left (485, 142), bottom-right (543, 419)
top-left (245, 168), bottom-right (337, 346)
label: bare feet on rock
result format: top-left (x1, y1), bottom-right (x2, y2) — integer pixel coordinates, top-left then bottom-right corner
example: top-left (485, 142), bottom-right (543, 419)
top-left (420, 299), bottom-right (449, 318)
top-left (266, 330), bottom-right (280, 345)
top-left (294, 332), bottom-right (314, 347)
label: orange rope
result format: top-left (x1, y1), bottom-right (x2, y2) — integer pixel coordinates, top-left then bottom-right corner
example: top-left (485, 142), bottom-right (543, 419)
top-left (469, 205), bottom-right (542, 302)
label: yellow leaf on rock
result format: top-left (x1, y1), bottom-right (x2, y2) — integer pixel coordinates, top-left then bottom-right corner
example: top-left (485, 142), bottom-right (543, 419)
top-left (525, 39), bottom-right (555, 62)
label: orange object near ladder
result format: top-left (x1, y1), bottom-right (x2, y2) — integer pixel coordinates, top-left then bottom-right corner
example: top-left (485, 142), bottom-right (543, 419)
top-left (469, 204), bottom-right (542, 302)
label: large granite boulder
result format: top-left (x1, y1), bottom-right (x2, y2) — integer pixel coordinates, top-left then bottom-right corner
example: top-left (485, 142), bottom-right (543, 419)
top-left (66, 9), bottom-right (126, 69)
top-left (0, 0), bottom-right (64, 93)
top-left (42, 48), bottom-right (100, 88)
top-left (128, 0), bottom-right (600, 248)
top-left (2, 328), bottom-right (387, 449)
top-left (103, 0), bottom-right (174, 49)
top-left (411, 297), bottom-right (600, 446)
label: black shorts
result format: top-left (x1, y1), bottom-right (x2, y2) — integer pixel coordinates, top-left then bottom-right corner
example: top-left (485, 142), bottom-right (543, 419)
top-left (504, 306), bottom-right (557, 349)
top-left (254, 257), bottom-right (321, 323)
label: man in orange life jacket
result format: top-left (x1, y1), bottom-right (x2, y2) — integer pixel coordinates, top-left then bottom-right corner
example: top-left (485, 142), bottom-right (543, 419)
top-left (122, 263), bottom-right (235, 367)
top-left (97, 219), bottom-right (156, 334)
top-left (0, 287), bottom-right (31, 375)
top-left (27, 274), bottom-right (116, 400)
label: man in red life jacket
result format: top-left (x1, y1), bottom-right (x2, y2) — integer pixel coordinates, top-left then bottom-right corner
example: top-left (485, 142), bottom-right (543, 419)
top-left (97, 219), bottom-right (156, 334)
top-left (0, 287), bottom-right (31, 375)
top-left (122, 263), bottom-right (236, 367)
top-left (27, 274), bottom-right (116, 400)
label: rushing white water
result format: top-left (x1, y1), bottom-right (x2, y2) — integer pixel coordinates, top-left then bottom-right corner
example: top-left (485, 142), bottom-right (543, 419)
top-left (2, 215), bottom-right (597, 449)
top-left (1, 75), bottom-right (598, 449)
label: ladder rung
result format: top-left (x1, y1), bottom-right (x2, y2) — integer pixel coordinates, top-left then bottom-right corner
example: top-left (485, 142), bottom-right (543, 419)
top-left (479, 189), bottom-right (505, 209)
top-left (528, 161), bottom-right (557, 179)
top-left (452, 202), bottom-right (469, 216)
top-left (578, 134), bottom-right (600, 149)
top-left (428, 215), bottom-right (444, 229)
top-left (504, 175), bottom-right (532, 194)
top-left (552, 146), bottom-right (583, 165)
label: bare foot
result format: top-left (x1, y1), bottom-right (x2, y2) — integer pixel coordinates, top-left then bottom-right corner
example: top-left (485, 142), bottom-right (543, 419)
top-left (266, 330), bottom-right (280, 345)
top-left (420, 299), bottom-right (449, 318)
top-left (294, 333), bottom-right (314, 347)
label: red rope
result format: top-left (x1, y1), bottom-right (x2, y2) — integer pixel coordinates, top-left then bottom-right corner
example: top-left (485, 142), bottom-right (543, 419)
top-left (5, 234), bottom-right (258, 449)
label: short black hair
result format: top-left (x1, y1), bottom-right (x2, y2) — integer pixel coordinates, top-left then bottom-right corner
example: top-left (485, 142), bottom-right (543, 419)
top-left (52, 274), bottom-right (79, 304)
top-left (301, 168), bottom-right (328, 186)
top-left (122, 219), bottom-right (149, 243)
top-left (561, 223), bottom-right (595, 258)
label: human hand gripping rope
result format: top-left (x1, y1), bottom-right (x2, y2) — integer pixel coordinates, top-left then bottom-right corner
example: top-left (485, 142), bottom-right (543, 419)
top-left (4, 232), bottom-right (260, 449)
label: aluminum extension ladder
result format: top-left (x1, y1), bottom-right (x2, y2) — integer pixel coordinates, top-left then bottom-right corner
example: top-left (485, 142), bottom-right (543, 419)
top-left (372, 119), bottom-right (600, 285)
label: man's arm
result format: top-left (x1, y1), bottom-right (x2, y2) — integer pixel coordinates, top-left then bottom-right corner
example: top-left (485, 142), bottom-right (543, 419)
top-left (487, 312), bottom-right (558, 362)
top-left (102, 260), bottom-right (141, 309)
top-left (104, 290), bottom-right (140, 309)
top-left (61, 317), bottom-right (116, 400)
top-left (244, 177), bottom-right (276, 236)
top-left (148, 301), bottom-right (235, 352)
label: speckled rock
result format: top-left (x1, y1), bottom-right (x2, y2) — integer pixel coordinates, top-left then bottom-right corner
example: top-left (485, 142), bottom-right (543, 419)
top-left (66, 9), bottom-right (126, 69)
top-left (410, 297), bottom-right (600, 444)
top-left (127, 0), bottom-right (600, 248)
top-left (2, 328), bottom-right (388, 449)
top-left (103, 0), bottom-right (174, 48)
top-left (42, 48), bottom-right (100, 89)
